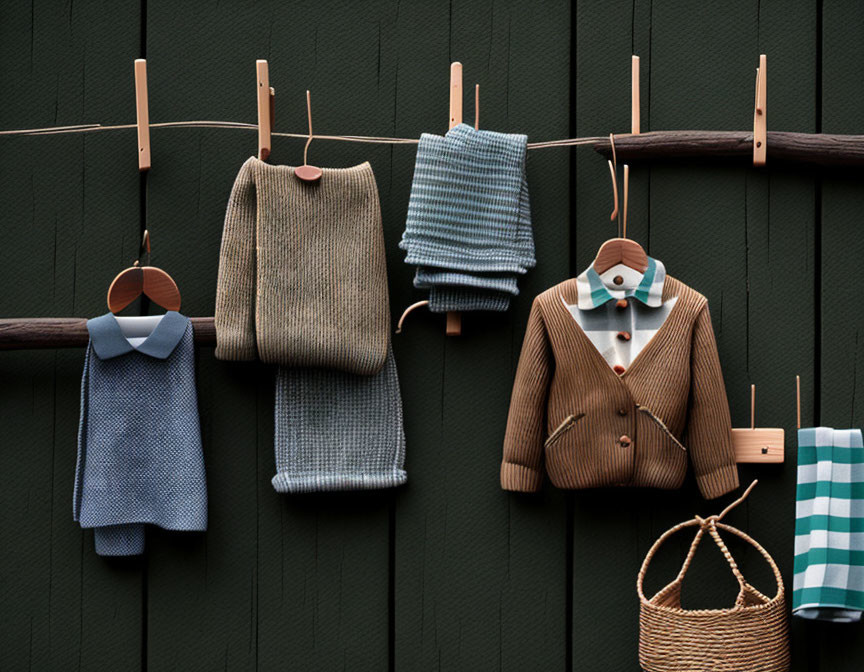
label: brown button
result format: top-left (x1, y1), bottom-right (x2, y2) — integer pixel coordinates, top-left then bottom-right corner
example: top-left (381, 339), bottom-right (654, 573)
top-left (613, 275), bottom-right (624, 285)
top-left (616, 299), bottom-right (628, 309)
top-left (619, 435), bottom-right (632, 448)
top-left (617, 331), bottom-right (631, 341)
top-left (613, 365), bottom-right (626, 375)
top-left (618, 408), bottom-right (628, 416)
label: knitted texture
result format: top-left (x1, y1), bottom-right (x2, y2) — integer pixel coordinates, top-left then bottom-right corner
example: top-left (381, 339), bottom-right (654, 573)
top-left (74, 313), bottom-right (207, 556)
top-left (501, 276), bottom-right (738, 499)
top-left (272, 345), bottom-right (407, 493)
top-left (399, 123), bottom-right (535, 312)
top-left (793, 427), bottom-right (864, 622)
top-left (215, 157), bottom-right (390, 375)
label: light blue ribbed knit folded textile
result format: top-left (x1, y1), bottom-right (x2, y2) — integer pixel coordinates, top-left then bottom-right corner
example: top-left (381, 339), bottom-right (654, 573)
top-left (399, 123), bottom-right (535, 312)
top-left (272, 345), bottom-right (407, 493)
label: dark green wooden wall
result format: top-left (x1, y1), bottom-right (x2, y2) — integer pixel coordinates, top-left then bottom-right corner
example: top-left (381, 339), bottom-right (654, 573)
top-left (0, 1), bottom-right (859, 670)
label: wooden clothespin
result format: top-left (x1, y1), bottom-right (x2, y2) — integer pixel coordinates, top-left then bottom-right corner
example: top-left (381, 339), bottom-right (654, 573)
top-left (731, 383), bottom-right (785, 463)
top-left (446, 62), bottom-right (463, 337)
top-left (256, 60), bottom-right (274, 161)
top-left (753, 54), bottom-right (767, 166)
top-left (134, 59), bottom-right (150, 171)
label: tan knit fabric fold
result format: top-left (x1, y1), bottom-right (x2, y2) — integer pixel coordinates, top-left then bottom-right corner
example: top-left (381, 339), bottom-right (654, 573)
top-left (214, 157), bottom-right (389, 375)
top-left (501, 275), bottom-right (738, 500)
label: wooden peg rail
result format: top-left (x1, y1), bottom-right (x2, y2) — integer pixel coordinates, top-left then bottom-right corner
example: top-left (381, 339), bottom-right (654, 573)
top-left (0, 317), bottom-right (216, 350)
top-left (592, 130), bottom-right (864, 167)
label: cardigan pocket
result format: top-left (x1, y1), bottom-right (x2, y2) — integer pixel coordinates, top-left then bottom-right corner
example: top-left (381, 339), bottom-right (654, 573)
top-left (637, 405), bottom-right (687, 452)
top-left (545, 413), bottom-right (585, 449)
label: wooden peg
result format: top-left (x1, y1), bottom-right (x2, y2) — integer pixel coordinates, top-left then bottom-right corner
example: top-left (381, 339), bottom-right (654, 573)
top-left (134, 59), bottom-right (150, 171)
top-left (750, 383), bottom-right (756, 430)
top-left (631, 55), bottom-right (640, 135)
top-left (753, 54), bottom-right (767, 166)
top-left (622, 164), bottom-right (630, 238)
top-left (731, 382), bottom-right (785, 463)
top-left (447, 62), bottom-right (463, 337)
top-left (796, 375), bottom-right (801, 429)
top-left (256, 60), bottom-right (271, 161)
top-left (474, 84), bottom-right (480, 130)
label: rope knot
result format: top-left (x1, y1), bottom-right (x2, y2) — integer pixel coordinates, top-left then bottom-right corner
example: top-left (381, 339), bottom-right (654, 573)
top-left (695, 514), bottom-right (719, 530)
top-left (693, 480), bottom-right (759, 530)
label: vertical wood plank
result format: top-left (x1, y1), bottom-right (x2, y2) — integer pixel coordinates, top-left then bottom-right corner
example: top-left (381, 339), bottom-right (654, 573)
top-left (142, 1), bottom-right (275, 668)
top-left (819, 3), bottom-right (864, 670)
top-left (744, 3), bottom-right (819, 670)
top-left (143, 1), bottom-right (396, 670)
top-left (648, 3), bottom-right (755, 621)
top-left (571, 2), bottom-right (653, 669)
top-left (254, 3), bottom-right (399, 670)
top-left (650, 4), bottom-right (817, 672)
top-left (0, 1), bottom-right (144, 670)
top-left (393, 2), bottom-right (571, 671)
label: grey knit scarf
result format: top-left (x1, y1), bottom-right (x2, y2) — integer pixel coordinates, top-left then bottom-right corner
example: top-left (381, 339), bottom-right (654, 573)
top-left (399, 123), bottom-right (535, 312)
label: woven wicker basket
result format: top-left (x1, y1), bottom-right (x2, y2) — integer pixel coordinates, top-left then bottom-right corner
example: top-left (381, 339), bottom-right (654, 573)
top-left (637, 482), bottom-right (790, 672)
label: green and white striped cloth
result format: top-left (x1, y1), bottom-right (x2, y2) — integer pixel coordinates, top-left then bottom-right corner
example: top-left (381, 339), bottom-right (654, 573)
top-left (794, 427), bottom-right (864, 622)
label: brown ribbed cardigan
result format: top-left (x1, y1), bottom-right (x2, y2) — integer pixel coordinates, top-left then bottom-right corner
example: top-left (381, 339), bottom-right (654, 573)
top-left (501, 275), bottom-right (738, 499)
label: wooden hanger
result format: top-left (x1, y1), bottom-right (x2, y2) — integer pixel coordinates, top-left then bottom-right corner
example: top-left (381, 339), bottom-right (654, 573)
top-left (731, 384), bottom-right (785, 463)
top-left (295, 90), bottom-right (323, 182)
top-left (107, 231), bottom-right (181, 313)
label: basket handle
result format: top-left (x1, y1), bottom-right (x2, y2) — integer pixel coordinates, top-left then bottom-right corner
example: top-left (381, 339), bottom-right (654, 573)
top-left (637, 480), bottom-right (766, 605)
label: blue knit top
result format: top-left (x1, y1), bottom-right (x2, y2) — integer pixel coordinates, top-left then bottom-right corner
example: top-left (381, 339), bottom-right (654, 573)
top-left (73, 312), bottom-right (207, 556)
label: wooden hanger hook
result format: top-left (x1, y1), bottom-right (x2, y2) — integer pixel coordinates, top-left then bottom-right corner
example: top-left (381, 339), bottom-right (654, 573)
top-left (296, 90), bottom-right (323, 182)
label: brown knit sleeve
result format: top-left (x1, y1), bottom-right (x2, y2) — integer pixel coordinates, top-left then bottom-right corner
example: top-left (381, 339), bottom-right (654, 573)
top-left (501, 297), bottom-right (553, 493)
top-left (214, 158), bottom-right (258, 361)
top-left (687, 303), bottom-right (739, 499)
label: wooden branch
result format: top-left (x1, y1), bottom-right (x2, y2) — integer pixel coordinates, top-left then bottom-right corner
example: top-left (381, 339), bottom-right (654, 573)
top-left (593, 131), bottom-right (864, 166)
top-left (0, 317), bottom-right (216, 350)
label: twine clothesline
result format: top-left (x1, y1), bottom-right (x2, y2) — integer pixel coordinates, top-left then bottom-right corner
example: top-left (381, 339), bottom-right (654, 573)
top-left (0, 120), bottom-right (606, 150)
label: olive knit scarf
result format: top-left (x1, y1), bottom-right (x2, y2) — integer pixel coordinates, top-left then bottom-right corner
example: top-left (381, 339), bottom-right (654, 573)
top-left (214, 157), bottom-right (390, 376)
